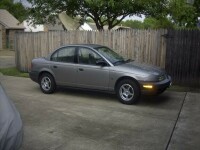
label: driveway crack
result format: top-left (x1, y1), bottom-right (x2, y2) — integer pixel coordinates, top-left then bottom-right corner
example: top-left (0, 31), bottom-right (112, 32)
top-left (165, 92), bottom-right (188, 150)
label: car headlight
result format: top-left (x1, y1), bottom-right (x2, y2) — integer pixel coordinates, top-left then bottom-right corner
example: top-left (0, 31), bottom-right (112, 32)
top-left (158, 74), bottom-right (166, 81)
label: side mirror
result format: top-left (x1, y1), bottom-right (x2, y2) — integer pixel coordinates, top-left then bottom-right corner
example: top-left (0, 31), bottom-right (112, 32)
top-left (96, 59), bottom-right (107, 66)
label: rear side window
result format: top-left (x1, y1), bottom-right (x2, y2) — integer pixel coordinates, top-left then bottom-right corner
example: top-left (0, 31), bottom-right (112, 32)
top-left (51, 47), bottom-right (76, 63)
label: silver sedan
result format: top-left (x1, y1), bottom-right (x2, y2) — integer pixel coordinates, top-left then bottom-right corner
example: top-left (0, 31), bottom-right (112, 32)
top-left (29, 44), bottom-right (171, 104)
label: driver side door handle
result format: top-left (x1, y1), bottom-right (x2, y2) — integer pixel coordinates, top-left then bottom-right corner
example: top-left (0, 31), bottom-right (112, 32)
top-left (79, 68), bottom-right (84, 71)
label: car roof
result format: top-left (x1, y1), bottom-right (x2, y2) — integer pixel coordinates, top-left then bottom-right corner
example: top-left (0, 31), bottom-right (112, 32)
top-left (64, 44), bottom-right (104, 49)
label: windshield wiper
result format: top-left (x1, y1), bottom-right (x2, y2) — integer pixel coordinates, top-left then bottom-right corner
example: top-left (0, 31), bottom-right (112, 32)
top-left (125, 59), bottom-right (132, 63)
top-left (113, 60), bottom-right (125, 65)
top-left (113, 59), bottom-right (134, 65)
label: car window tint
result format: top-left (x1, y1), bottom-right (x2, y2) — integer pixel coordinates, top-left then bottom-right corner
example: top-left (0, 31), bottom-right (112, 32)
top-left (78, 48), bottom-right (101, 65)
top-left (51, 47), bottom-right (76, 63)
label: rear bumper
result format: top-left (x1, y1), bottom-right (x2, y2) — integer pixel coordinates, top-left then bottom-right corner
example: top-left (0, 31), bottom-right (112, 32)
top-left (29, 71), bottom-right (39, 83)
top-left (140, 75), bottom-right (172, 95)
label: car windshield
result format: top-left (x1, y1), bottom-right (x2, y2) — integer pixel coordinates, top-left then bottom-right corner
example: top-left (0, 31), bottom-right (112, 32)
top-left (95, 47), bottom-right (127, 65)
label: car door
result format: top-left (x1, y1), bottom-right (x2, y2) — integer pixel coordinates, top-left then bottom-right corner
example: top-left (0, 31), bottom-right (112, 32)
top-left (50, 46), bottom-right (78, 86)
top-left (76, 47), bottom-right (110, 90)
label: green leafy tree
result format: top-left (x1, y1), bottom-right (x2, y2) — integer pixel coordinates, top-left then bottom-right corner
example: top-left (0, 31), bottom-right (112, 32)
top-left (143, 18), bottom-right (158, 29)
top-left (143, 0), bottom-right (176, 28)
top-left (143, 17), bottom-right (174, 29)
top-left (143, 0), bottom-right (199, 29)
top-left (194, 0), bottom-right (200, 14)
top-left (191, 0), bottom-right (200, 27)
top-left (121, 20), bottom-right (144, 29)
top-left (85, 18), bottom-right (94, 23)
top-left (0, 0), bottom-right (28, 22)
top-left (168, 0), bottom-right (197, 28)
top-left (27, 0), bottom-right (149, 30)
top-left (143, 0), bottom-right (169, 18)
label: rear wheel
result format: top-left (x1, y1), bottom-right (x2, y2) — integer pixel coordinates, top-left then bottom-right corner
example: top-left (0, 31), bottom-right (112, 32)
top-left (116, 79), bottom-right (141, 105)
top-left (39, 73), bottom-right (56, 94)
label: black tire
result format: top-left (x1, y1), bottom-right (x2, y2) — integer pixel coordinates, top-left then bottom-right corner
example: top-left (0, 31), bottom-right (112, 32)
top-left (39, 73), bottom-right (56, 94)
top-left (116, 79), bottom-right (141, 105)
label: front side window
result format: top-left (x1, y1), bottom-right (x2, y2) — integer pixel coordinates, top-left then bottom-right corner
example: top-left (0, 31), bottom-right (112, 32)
top-left (95, 47), bottom-right (125, 65)
top-left (78, 47), bottom-right (101, 65)
top-left (51, 47), bottom-right (76, 63)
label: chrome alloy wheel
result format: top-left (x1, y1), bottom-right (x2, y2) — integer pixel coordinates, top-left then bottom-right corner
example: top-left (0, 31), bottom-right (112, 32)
top-left (119, 84), bottom-right (134, 101)
top-left (41, 76), bottom-right (51, 91)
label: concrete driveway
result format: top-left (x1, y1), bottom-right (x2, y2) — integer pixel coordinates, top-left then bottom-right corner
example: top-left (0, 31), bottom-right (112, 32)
top-left (0, 74), bottom-right (200, 150)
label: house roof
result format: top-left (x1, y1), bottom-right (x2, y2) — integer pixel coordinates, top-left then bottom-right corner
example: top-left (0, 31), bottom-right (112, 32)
top-left (107, 25), bottom-right (131, 30)
top-left (0, 9), bottom-right (24, 29)
top-left (88, 23), bottom-right (131, 30)
top-left (44, 19), bottom-right (64, 31)
top-left (23, 20), bottom-right (44, 32)
top-left (58, 12), bottom-right (80, 30)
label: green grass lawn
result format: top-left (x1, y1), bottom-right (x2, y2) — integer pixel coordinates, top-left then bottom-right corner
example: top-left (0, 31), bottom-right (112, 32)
top-left (0, 67), bottom-right (29, 78)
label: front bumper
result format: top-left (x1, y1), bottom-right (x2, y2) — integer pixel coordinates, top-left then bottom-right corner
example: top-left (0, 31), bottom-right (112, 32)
top-left (140, 75), bottom-right (172, 95)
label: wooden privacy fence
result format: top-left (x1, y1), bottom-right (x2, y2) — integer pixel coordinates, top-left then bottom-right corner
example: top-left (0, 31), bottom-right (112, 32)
top-left (14, 29), bottom-right (200, 87)
top-left (165, 30), bottom-right (200, 87)
top-left (15, 29), bottom-right (167, 72)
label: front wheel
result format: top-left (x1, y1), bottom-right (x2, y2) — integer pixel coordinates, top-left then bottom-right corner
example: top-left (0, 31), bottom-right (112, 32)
top-left (39, 73), bottom-right (56, 94)
top-left (116, 79), bottom-right (141, 105)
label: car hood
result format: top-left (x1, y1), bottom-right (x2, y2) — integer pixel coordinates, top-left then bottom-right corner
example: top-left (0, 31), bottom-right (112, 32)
top-left (112, 61), bottom-right (165, 76)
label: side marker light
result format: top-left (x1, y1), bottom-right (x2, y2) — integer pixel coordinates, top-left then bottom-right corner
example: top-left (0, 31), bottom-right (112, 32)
top-left (143, 85), bottom-right (153, 89)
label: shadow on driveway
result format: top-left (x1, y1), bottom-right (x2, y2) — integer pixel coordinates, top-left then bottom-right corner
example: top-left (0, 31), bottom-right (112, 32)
top-left (55, 86), bottom-right (172, 105)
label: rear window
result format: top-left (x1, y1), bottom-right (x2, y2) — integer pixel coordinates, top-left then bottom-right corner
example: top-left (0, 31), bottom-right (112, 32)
top-left (51, 47), bottom-right (76, 63)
